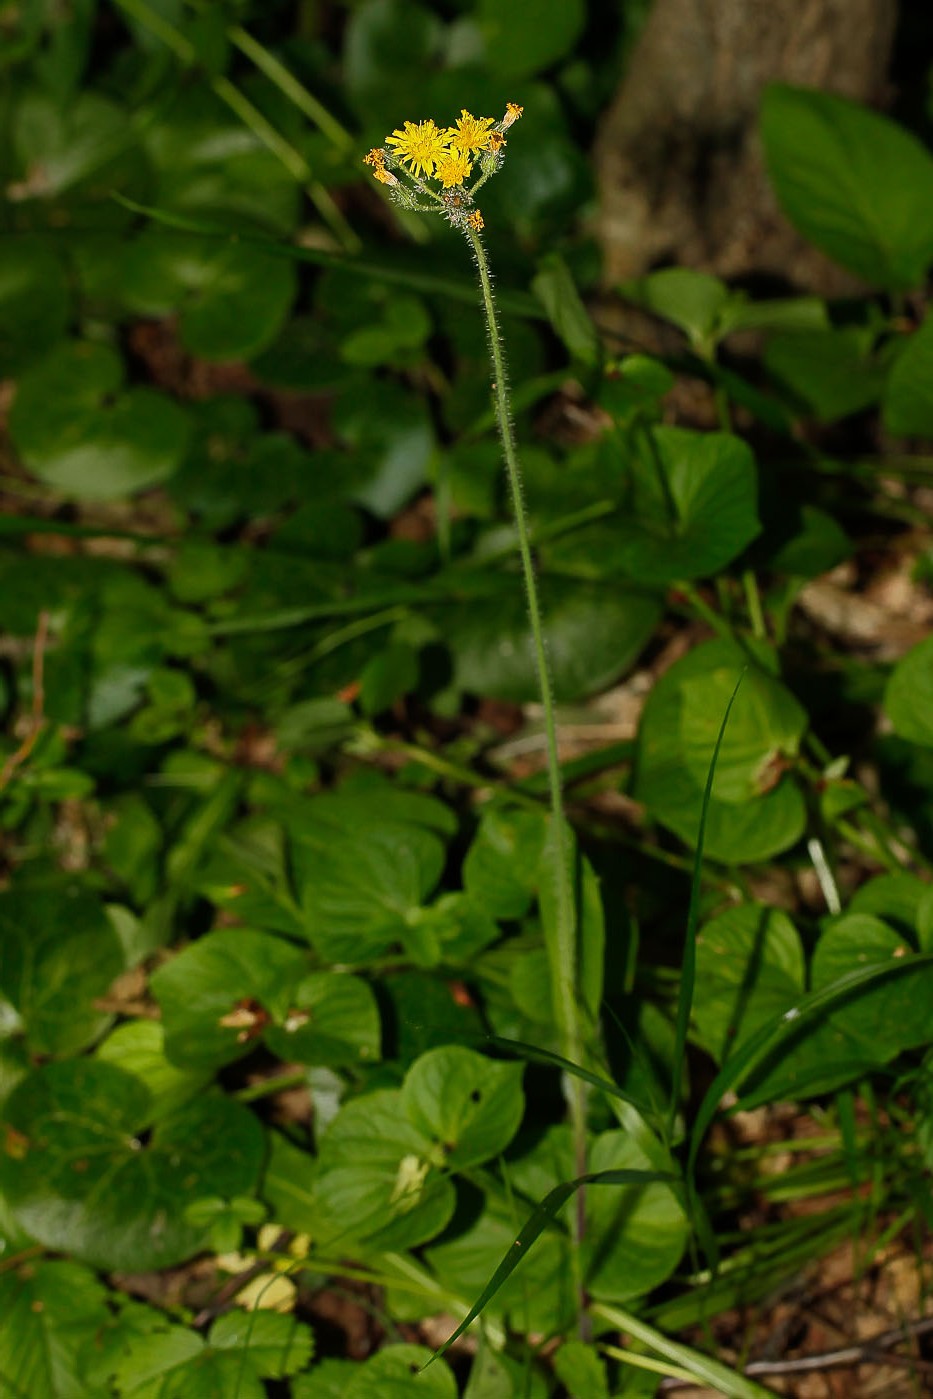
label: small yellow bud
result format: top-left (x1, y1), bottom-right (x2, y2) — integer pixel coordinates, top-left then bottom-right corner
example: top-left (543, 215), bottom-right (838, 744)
top-left (502, 103), bottom-right (523, 130)
top-left (372, 166), bottom-right (398, 186)
top-left (363, 148), bottom-right (385, 167)
top-left (466, 210), bottom-right (484, 231)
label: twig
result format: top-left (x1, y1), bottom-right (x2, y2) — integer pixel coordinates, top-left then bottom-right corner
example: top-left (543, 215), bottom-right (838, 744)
top-left (0, 609), bottom-right (49, 792)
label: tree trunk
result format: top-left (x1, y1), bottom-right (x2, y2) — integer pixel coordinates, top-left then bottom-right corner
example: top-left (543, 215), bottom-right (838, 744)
top-left (593, 0), bottom-right (899, 292)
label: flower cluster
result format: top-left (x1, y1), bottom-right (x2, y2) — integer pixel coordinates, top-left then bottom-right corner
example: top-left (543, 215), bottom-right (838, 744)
top-left (363, 103), bottom-right (523, 233)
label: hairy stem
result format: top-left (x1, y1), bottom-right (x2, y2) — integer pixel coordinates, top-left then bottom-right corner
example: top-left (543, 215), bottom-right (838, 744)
top-left (466, 224), bottom-right (589, 1283)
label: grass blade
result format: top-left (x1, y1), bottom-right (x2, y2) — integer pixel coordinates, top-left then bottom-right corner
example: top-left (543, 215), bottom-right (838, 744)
top-left (424, 1168), bottom-right (677, 1366)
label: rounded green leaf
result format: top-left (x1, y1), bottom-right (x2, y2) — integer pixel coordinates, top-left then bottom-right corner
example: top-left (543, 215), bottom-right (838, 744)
top-left (583, 1131), bottom-right (689, 1301)
top-left (0, 1061), bottom-right (265, 1270)
top-left (297, 824), bottom-right (446, 962)
top-left (634, 640), bottom-right (807, 862)
top-left (883, 317), bottom-right (933, 437)
top-left (463, 807), bottom-right (547, 920)
top-left (121, 234), bottom-right (297, 362)
top-left (885, 635), bottom-right (933, 747)
top-left (0, 243), bottom-right (69, 376)
top-left (151, 928), bottom-right (308, 1071)
top-left (0, 1259), bottom-right (111, 1399)
top-left (9, 341), bottom-right (190, 498)
top-left (693, 903), bottom-right (805, 1063)
top-left (678, 664), bottom-right (807, 803)
top-left (761, 84), bottom-right (933, 290)
top-left (402, 1046), bottom-right (524, 1169)
top-left (313, 1089), bottom-right (455, 1251)
top-left (479, 0), bottom-right (585, 79)
top-left (448, 577), bottom-right (662, 703)
top-left (345, 1345), bottom-right (456, 1399)
top-left (96, 1021), bottom-right (212, 1120)
top-left (0, 888), bottom-right (124, 1056)
top-left (264, 972), bottom-right (381, 1067)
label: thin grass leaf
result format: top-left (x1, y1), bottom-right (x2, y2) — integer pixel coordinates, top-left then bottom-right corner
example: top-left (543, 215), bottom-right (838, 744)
top-left (687, 954), bottom-right (933, 1189)
top-left (592, 1302), bottom-right (779, 1399)
top-left (485, 1035), bottom-right (661, 1127)
top-left (668, 668), bottom-right (746, 1141)
top-left (424, 1168), bottom-right (677, 1367)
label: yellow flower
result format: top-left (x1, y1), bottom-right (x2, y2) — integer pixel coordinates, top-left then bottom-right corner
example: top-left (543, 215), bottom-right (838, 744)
top-left (502, 102), bottom-right (523, 130)
top-left (435, 147), bottom-right (472, 188)
top-left (372, 165), bottom-right (398, 186)
top-left (385, 118), bottom-right (449, 178)
top-left (446, 109), bottom-right (494, 155)
top-left (363, 148), bottom-right (385, 168)
top-left (488, 131), bottom-right (506, 153)
top-left (466, 210), bottom-right (484, 231)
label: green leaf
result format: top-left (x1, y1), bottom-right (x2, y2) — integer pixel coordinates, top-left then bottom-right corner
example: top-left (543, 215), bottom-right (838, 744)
top-left (346, 1344), bottom-right (457, 1399)
top-left (553, 1340), bottom-right (610, 1399)
top-left (264, 971), bottom-right (381, 1067)
top-left (121, 233), bottom-right (297, 362)
top-left (764, 328), bottom-right (884, 423)
top-left (9, 341), bottom-right (190, 499)
top-left (621, 269), bottom-right (729, 353)
top-left (0, 1260), bottom-right (111, 1399)
top-left (359, 641), bottom-right (419, 716)
top-left (463, 807), bottom-right (547, 920)
top-left (296, 824), bottom-right (445, 962)
top-left (293, 1360), bottom-right (357, 1399)
top-left (448, 576), bottom-right (662, 703)
top-left (401, 1046), bottom-right (525, 1169)
top-left (209, 1312), bottom-right (314, 1379)
top-left (313, 1088), bottom-right (456, 1251)
top-left (0, 887), bottom-right (124, 1055)
top-left (550, 428), bottom-right (760, 586)
top-left (761, 84), bottom-right (933, 290)
top-left (96, 1020), bottom-right (213, 1120)
top-left (0, 243), bottom-right (70, 376)
top-left (883, 317), bottom-right (933, 437)
top-left (678, 665), bottom-right (807, 803)
top-left (531, 254), bottom-right (599, 366)
top-left (151, 928), bottom-right (308, 1071)
top-left (479, 0), bottom-right (586, 80)
top-left (885, 635), bottom-right (933, 746)
top-left (0, 1061), bottom-right (264, 1270)
top-left (693, 904), bottom-right (805, 1063)
top-left (634, 640), bottom-right (807, 862)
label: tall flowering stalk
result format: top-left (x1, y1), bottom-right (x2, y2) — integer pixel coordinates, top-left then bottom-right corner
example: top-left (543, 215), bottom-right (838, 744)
top-left (365, 106), bottom-right (589, 1272)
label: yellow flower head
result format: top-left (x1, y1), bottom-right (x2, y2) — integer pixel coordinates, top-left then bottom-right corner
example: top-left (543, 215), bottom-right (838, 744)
top-left (363, 148), bottom-right (385, 168)
top-left (372, 165), bottom-right (398, 186)
top-left (446, 109), bottom-right (494, 155)
top-left (435, 147), bottom-right (472, 189)
top-left (502, 102), bottom-right (523, 131)
top-left (385, 118), bottom-right (449, 178)
top-left (466, 210), bottom-right (484, 231)
top-left (488, 131), bottom-right (506, 153)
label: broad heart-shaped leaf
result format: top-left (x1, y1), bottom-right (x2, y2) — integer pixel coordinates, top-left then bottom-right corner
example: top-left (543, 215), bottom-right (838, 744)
top-left (508, 1125), bottom-right (688, 1303)
top-left (150, 927), bottom-right (380, 1072)
top-left (693, 903), bottom-right (805, 1063)
top-left (344, 1344), bottom-right (457, 1399)
top-left (0, 1259), bottom-right (111, 1399)
top-left (9, 341), bottom-right (190, 499)
top-left (96, 1021), bottom-right (213, 1122)
top-left (885, 635), bottom-right (933, 747)
top-left (633, 640), bottom-right (807, 863)
top-left (764, 328), bottom-right (884, 423)
top-left (295, 823), bottom-right (446, 962)
top-left (112, 1312), bottom-right (313, 1397)
top-left (446, 575), bottom-right (662, 703)
top-left (479, 0), bottom-right (584, 79)
top-left (401, 1047), bottom-right (524, 1170)
top-left (312, 1088), bottom-right (455, 1251)
top-left (761, 84), bottom-right (933, 290)
top-left (0, 887), bottom-right (124, 1056)
top-left (620, 268), bottom-right (730, 352)
top-left (679, 664), bottom-right (807, 803)
top-left (883, 317), bottom-right (933, 437)
top-left (547, 427), bottom-right (760, 587)
top-left (0, 1061), bottom-right (264, 1271)
top-left (463, 806), bottom-right (548, 920)
top-left (0, 242), bottom-right (70, 376)
top-left (121, 232), bottom-right (297, 362)
top-left (732, 917), bottom-right (933, 1106)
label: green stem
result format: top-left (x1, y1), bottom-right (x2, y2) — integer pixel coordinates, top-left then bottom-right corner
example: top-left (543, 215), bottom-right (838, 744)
top-left (466, 224), bottom-right (589, 1289)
